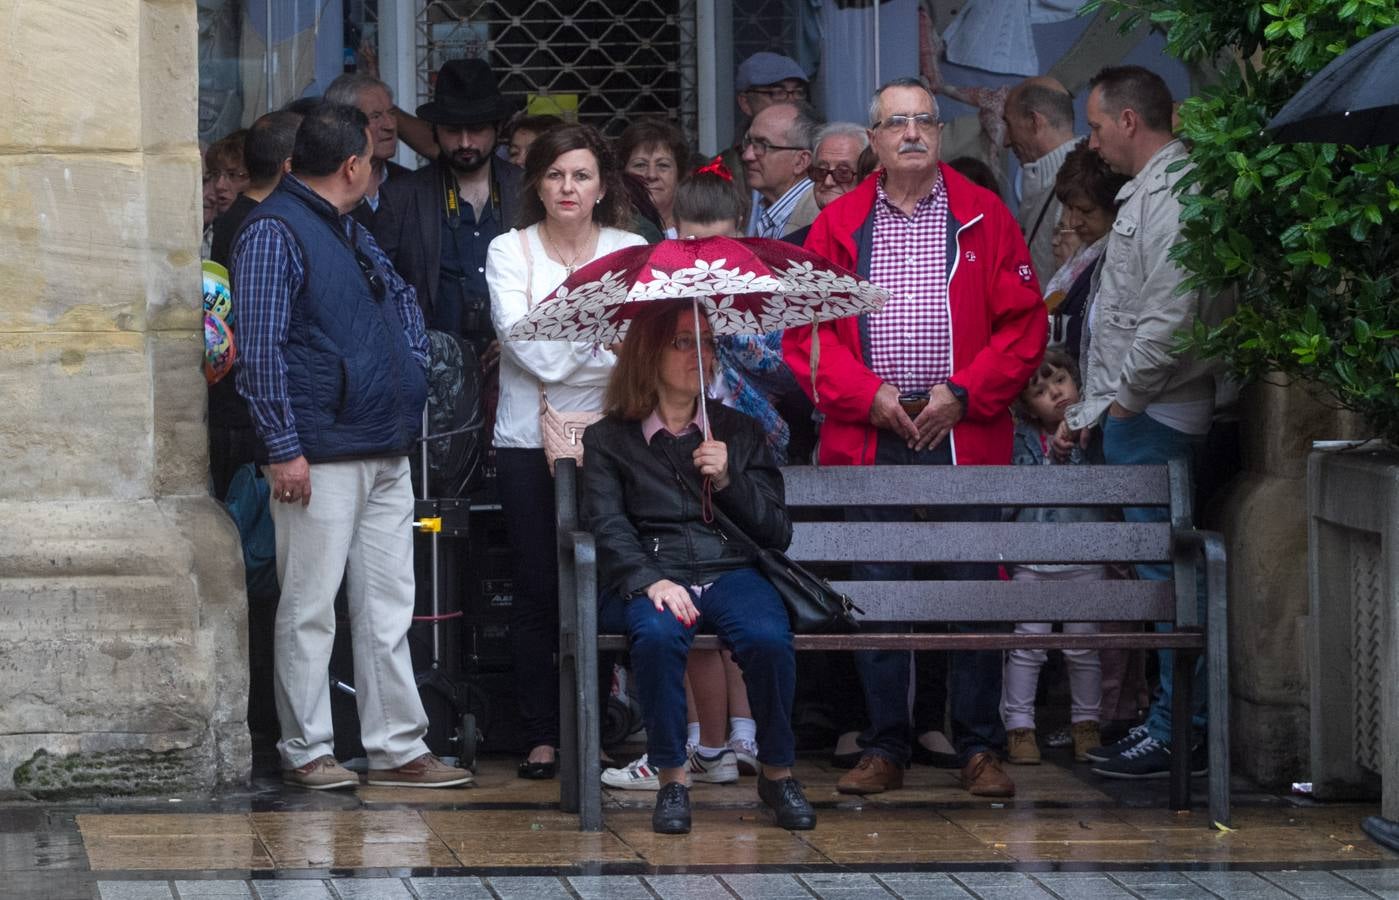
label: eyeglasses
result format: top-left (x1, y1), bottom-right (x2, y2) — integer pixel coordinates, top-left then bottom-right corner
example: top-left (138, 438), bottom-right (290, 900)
top-left (807, 163), bottom-right (858, 185)
top-left (746, 85), bottom-right (808, 102)
top-left (874, 114), bottom-right (939, 133)
top-left (670, 333), bottom-right (717, 353)
top-left (741, 135), bottom-right (806, 156)
top-left (210, 169), bottom-right (249, 182)
top-left (355, 250), bottom-right (386, 301)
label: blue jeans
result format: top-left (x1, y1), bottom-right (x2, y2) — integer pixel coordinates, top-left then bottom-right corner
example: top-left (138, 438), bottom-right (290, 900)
top-left (847, 432), bottom-right (1006, 767)
top-left (600, 567), bottom-right (796, 769)
top-left (1101, 411), bottom-right (1207, 743)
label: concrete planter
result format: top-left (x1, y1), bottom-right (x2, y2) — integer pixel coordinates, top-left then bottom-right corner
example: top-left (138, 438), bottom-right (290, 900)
top-left (1308, 446), bottom-right (1399, 809)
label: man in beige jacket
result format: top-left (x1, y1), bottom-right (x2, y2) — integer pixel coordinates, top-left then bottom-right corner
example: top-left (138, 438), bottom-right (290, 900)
top-left (1061, 64), bottom-right (1231, 781)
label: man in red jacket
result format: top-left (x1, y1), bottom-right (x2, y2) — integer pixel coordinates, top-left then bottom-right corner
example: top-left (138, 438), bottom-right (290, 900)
top-left (783, 76), bottom-right (1046, 799)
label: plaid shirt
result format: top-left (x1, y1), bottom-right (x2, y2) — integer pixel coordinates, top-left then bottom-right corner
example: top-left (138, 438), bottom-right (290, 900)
top-left (867, 173), bottom-right (952, 394)
top-left (232, 175), bottom-right (429, 463)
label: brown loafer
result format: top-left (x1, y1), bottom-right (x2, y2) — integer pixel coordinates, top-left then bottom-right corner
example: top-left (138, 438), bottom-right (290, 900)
top-left (836, 754), bottom-right (904, 795)
top-left (959, 751), bottom-right (1015, 797)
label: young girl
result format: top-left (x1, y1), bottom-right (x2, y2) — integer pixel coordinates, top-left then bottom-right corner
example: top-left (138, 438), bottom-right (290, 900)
top-left (1001, 349), bottom-right (1107, 765)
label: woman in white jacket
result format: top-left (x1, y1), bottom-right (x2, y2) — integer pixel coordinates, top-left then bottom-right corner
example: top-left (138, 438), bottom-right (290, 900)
top-left (486, 123), bottom-right (646, 779)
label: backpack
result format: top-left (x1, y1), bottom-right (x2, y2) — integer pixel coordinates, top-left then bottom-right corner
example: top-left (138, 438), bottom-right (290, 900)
top-left (418, 329), bottom-right (485, 498)
top-left (223, 463), bottom-right (279, 603)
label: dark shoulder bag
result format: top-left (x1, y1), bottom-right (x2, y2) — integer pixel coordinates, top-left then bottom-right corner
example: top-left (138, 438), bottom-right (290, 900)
top-left (661, 450), bottom-right (861, 634)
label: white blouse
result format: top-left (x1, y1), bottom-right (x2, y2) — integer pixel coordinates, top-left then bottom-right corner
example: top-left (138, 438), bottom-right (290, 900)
top-left (487, 224), bottom-right (648, 449)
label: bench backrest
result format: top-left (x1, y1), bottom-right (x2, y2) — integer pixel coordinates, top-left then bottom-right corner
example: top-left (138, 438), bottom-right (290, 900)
top-left (557, 459), bottom-right (1198, 627)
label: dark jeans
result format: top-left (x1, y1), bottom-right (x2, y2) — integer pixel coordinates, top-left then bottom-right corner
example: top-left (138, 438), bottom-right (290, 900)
top-left (1101, 412), bottom-right (1208, 743)
top-left (496, 447), bottom-right (559, 750)
top-left (600, 567), bottom-right (796, 770)
top-left (847, 431), bottom-right (1007, 767)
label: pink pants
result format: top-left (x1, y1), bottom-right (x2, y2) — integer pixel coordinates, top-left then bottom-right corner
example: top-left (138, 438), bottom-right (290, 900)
top-left (1000, 567), bottom-right (1105, 732)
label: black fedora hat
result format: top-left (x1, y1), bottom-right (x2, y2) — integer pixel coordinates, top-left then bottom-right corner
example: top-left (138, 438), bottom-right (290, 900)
top-left (416, 58), bottom-right (517, 126)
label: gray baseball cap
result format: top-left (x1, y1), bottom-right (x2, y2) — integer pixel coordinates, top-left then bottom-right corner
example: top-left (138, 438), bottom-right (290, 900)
top-left (735, 52), bottom-right (808, 91)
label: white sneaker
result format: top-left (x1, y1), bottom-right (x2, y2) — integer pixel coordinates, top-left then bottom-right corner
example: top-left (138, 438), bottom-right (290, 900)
top-left (688, 748), bottom-right (739, 784)
top-left (728, 737), bottom-right (759, 776)
top-left (602, 754), bottom-right (661, 790)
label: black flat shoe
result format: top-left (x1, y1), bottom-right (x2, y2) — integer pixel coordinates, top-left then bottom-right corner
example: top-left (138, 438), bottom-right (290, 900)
top-left (1363, 816), bottom-right (1399, 852)
top-left (652, 781), bottom-right (692, 834)
top-left (758, 774), bottom-right (816, 831)
top-left (518, 756), bottom-right (557, 780)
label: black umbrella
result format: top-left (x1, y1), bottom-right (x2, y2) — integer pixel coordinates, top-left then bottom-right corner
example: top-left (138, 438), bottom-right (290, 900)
top-left (1268, 24), bottom-right (1399, 146)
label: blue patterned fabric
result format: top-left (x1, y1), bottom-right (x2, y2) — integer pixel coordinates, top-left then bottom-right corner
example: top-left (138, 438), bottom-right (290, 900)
top-left (716, 331), bottom-right (799, 464)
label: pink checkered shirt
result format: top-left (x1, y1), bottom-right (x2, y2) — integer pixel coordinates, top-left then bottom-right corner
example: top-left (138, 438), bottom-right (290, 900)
top-left (867, 173), bottom-right (952, 394)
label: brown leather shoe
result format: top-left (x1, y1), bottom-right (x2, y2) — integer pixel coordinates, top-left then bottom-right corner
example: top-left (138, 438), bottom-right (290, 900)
top-left (959, 751), bottom-right (1015, 797)
top-left (836, 754), bottom-right (904, 795)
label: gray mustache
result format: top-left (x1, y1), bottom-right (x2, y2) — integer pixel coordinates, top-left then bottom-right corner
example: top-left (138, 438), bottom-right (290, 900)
top-left (898, 141), bottom-right (929, 154)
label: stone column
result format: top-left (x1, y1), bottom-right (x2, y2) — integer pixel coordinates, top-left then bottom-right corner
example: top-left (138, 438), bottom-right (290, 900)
top-left (0, 0), bottom-right (249, 795)
top-left (1217, 379), bottom-right (1365, 788)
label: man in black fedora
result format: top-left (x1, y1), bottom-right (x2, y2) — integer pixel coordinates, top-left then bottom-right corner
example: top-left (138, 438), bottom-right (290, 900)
top-left (374, 58), bottom-right (525, 357)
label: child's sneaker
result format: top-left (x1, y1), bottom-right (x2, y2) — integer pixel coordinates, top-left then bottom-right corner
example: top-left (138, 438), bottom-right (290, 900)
top-left (728, 737), bottom-right (759, 776)
top-left (1071, 720), bottom-right (1102, 762)
top-left (602, 754), bottom-right (661, 790)
top-left (1084, 723), bottom-right (1148, 763)
top-left (687, 748), bottom-right (739, 784)
top-left (1006, 728), bottom-right (1041, 765)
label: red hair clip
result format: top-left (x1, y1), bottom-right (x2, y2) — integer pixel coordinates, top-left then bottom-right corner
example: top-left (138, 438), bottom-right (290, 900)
top-left (694, 155), bottom-right (734, 182)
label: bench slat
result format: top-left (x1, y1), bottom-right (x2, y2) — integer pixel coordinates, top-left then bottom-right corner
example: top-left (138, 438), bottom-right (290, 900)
top-left (787, 521), bottom-right (1170, 563)
top-left (782, 465), bottom-right (1170, 507)
top-left (834, 579), bottom-right (1174, 621)
top-left (597, 632), bottom-right (1202, 651)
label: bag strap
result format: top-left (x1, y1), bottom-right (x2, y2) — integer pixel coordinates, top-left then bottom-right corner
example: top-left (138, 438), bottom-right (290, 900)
top-left (658, 443), bottom-right (765, 554)
top-left (516, 228), bottom-right (551, 411)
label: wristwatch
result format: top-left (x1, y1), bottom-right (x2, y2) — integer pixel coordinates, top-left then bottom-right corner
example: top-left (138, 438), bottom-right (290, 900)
top-left (941, 380), bottom-right (969, 412)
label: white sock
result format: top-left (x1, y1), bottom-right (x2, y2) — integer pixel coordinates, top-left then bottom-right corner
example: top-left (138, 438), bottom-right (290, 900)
top-left (697, 744), bottom-right (728, 758)
top-left (729, 717), bottom-right (756, 745)
top-left (686, 722), bottom-right (700, 747)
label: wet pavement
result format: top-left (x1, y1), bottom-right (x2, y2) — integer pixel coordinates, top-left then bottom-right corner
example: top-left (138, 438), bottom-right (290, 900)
top-left (2, 753), bottom-right (1395, 899)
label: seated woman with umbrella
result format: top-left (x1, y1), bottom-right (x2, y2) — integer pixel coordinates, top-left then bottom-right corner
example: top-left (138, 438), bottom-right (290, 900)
top-left (506, 230), bottom-right (888, 833)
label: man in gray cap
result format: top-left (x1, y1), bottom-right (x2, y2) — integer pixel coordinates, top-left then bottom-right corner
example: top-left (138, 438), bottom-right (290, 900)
top-left (721, 51), bottom-right (810, 194)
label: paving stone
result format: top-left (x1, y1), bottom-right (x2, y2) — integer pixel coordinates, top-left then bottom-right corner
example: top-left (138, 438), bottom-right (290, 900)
top-left (721, 873), bottom-right (816, 899)
top-left (174, 882), bottom-right (254, 898)
top-left (644, 874), bottom-right (734, 899)
top-left (1105, 871), bottom-right (1216, 899)
top-left (98, 883), bottom-right (176, 900)
top-left (871, 872), bottom-right (975, 899)
top-left (1182, 871), bottom-right (1293, 896)
top-left (1029, 873), bottom-right (1137, 899)
top-left (329, 879), bottom-right (414, 900)
top-left (1259, 870), bottom-right (1375, 898)
top-left (1335, 868), bottom-right (1399, 898)
top-left (252, 883), bottom-right (335, 900)
top-left (485, 876), bottom-right (573, 900)
top-left (949, 873), bottom-right (1056, 899)
top-left (798, 873), bottom-right (892, 896)
top-left (568, 876), bottom-right (654, 900)
top-left (405, 877), bottom-right (494, 900)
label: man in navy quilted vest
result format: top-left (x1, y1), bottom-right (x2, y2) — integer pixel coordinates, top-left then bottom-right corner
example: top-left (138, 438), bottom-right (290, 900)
top-left (231, 101), bottom-right (472, 791)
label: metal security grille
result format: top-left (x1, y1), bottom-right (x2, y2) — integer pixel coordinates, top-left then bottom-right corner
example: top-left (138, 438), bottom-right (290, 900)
top-left (416, 0), bottom-right (698, 140)
top-left (732, 0), bottom-right (795, 66)
top-left (1350, 531), bottom-right (1384, 773)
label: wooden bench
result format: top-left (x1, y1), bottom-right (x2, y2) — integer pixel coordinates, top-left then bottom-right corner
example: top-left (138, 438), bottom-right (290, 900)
top-left (553, 458), bottom-right (1229, 831)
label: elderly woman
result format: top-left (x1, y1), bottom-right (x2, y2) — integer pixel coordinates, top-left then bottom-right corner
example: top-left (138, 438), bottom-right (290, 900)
top-left (1044, 141), bottom-right (1128, 358)
top-left (617, 119), bottom-right (688, 237)
top-left (487, 123), bottom-right (644, 780)
top-left (583, 300), bottom-right (814, 835)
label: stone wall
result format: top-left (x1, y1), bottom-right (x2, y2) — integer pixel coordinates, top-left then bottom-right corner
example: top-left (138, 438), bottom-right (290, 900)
top-left (1218, 380), bottom-right (1367, 787)
top-left (0, 0), bottom-right (249, 794)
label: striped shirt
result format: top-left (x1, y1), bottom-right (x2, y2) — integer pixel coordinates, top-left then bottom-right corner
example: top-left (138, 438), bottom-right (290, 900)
top-left (231, 176), bottom-right (429, 463)
top-left (747, 180), bottom-right (813, 238)
top-left (866, 173), bottom-right (953, 394)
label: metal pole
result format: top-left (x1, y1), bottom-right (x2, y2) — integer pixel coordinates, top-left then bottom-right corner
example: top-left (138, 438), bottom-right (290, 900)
top-left (696, 0), bottom-right (718, 155)
top-left (872, 0), bottom-right (881, 90)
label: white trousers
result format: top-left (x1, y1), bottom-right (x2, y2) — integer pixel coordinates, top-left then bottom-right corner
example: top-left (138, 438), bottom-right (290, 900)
top-left (268, 456), bottom-right (429, 769)
top-left (1000, 567), bottom-right (1105, 732)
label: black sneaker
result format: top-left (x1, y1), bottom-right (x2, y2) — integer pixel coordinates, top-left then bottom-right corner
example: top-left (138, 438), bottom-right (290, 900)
top-left (652, 781), bottom-right (692, 834)
top-left (757, 775), bottom-right (816, 831)
top-left (1091, 736), bottom-right (1209, 779)
top-left (1083, 724), bottom-right (1149, 763)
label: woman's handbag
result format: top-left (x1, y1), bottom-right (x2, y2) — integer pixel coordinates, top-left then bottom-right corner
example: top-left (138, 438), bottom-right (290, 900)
top-left (662, 450), bottom-right (861, 634)
top-left (518, 229), bottom-right (602, 473)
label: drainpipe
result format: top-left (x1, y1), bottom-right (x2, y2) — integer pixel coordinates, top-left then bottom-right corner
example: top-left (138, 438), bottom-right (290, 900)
top-left (697, 0), bottom-right (718, 155)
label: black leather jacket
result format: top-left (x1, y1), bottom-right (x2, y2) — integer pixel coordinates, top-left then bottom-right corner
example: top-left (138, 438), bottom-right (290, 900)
top-left (581, 402), bottom-right (793, 599)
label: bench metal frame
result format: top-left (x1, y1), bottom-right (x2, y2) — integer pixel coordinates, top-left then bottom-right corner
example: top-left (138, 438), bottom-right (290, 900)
top-left (554, 458), bottom-right (1230, 831)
